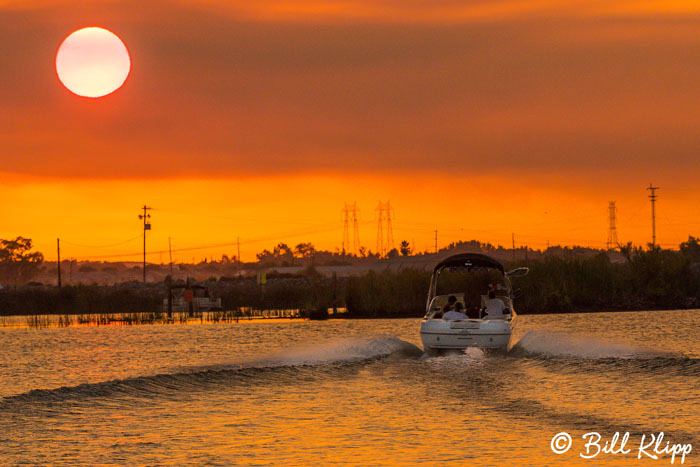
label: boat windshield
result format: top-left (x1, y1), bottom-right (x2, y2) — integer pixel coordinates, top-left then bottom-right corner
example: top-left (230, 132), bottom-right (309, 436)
top-left (436, 267), bottom-right (507, 296)
top-left (428, 266), bottom-right (510, 319)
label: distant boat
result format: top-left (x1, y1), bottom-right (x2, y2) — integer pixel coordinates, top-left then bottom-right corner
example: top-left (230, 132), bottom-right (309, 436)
top-left (307, 308), bottom-right (330, 320)
top-left (419, 253), bottom-right (528, 354)
top-left (163, 283), bottom-right (222, 314)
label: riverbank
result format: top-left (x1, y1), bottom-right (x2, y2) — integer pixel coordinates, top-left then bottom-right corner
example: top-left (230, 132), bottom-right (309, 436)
top-left (2, 248), bottom-right (699, 318)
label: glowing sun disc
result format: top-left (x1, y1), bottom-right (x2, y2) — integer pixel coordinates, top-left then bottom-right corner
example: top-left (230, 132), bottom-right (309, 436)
top-left (56, 27), bottom-right (131, 98)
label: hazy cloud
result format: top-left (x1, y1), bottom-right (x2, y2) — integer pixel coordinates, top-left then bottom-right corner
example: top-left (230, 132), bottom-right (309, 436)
top-left (1, 0), bottom-right (700, 179)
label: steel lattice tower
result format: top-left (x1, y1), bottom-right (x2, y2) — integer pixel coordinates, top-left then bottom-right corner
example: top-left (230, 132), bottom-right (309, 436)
top-left (342, 202), bottom-right (361, 255)
top-left (385, 201), bottom-right (394, 253)
top-left (375, 201), bottom-right (394, 256)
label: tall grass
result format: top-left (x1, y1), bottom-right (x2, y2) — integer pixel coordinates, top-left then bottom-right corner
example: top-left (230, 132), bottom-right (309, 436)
top-left (513, 250), bottom-right (700, 313)
top-left (343, 250), bottom-right (700, 316)
top-left (3, 248), bottom-right (699, 323)
top-left (344, 269), bottom-right (429, 317)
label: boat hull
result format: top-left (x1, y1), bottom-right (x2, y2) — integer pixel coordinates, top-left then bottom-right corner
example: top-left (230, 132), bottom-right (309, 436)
top-left (419, 318), bottom-right (514, 354)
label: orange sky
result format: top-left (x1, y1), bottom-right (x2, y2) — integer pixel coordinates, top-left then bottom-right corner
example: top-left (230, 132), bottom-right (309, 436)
top-left (2, 0), bottom-right (700, 261)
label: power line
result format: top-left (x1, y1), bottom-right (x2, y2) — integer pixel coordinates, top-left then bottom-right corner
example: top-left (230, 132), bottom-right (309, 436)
top-left (153, 207), bottom-right (327, 228)
top-left (75, 224), bottom-right (344, 260)
top-left (60, 234), bottom-right (143, 249)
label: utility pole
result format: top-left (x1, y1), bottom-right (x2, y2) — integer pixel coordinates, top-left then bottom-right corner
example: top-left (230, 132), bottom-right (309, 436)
top-left (139, 205), bottom-right (152, 283)
top-left (168, 237), bottom-right (174, 276)
top-left (237, 236), bottom-right (241, 277)
top-left (434, 229), bottom-right (438, 254)
top-left (56, 238), bottom-right (62, 288)
top-left (607, 201), bottom-right (619, 250)
top-left (647, 184), bottom-right (659, 248)
top-left (512, 233), bottom-right (516, 261)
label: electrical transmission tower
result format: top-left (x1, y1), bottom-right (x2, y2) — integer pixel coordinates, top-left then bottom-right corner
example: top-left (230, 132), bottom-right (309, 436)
top-left (341, 202), bottom-right (361, 255)
top-left (375, 201), bottom-right (394, 256)
top-left (139, 205), bottom-right (152, 283)
top-left (607, 201), bottom-right (618, 250)
top-left (647, 184), bottom-right (659, 248)
top-left (385, 201), bottom-right (394, 253)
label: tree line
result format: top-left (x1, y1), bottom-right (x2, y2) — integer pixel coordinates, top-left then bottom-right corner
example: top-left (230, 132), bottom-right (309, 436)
top-left (2, 236), bottom-right (700, 317)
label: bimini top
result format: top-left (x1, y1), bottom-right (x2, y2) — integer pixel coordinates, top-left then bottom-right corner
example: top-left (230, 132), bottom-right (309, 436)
top-left (433, 253), bottom-right (505, 274)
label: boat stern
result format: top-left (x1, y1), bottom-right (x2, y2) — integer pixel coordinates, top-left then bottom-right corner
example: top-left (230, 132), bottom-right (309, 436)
top-left (419, 318), bottom-right (513, 354)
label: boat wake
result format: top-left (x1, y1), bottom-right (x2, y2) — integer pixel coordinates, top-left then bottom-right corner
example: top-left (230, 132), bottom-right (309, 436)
top-left (509, 330), bottom-right (665, 359)
top-left (1, 336), bottom-right (422, 406)
top-left (257, 335), bottom-right (423, 367)
top-left (509, 330), bottom-right (700, 377)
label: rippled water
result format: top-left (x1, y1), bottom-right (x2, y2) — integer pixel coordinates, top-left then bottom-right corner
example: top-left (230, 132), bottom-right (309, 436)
top-left (1, 310), bottom-right (698, 466)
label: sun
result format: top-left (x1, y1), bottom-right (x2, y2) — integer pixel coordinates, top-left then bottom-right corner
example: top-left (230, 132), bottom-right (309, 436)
top-left (56, 27), bottom-right (131, 98)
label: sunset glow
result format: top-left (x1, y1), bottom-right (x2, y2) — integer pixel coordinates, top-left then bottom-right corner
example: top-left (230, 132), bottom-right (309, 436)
top-left (0, 1), bottom-right (697, 260)
top-left (2, 3), bottom-right (700, 466)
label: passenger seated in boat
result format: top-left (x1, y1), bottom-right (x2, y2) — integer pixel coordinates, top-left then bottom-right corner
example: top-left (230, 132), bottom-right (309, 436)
top-left (433, 295), bottom-right (454, 319)
top-left (464, 294), bottom-right (480, 319)
top-left (443, 302), bottom-right (468, 320)
top-left (441, 295), bottom-right (457, 313)
top-left (483, 290), bottom-right (506, 318)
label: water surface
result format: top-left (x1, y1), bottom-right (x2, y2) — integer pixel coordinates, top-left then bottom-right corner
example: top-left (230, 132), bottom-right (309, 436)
top-left (1, 310), bottom-right (698, 465)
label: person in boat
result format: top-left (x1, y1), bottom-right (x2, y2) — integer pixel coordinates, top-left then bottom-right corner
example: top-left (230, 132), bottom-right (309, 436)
top-left (483, 290), bottom-right (507, 318)
top-left (443, 301), bottom-right (468, 320)
top-left (464, 293), bottom-right (480, 319)
top-left (433, 295), bottom-right (456, 319)
top-left (441, 295), bottom-right (457, 313)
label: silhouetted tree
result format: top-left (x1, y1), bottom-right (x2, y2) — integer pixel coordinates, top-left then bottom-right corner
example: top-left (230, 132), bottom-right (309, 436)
top-left (400, 240), bottom-right (412, 256)
top-left (680, 236), bottom-right (700, 262)
top-left (273, 243), bottom-right (294, 265)
top-left (294, 242), bottom-right (316, 259)
top-left (0, 237), bottom-right (44, 287)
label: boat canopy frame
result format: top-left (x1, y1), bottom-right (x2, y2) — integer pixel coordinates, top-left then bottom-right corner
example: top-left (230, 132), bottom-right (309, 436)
top-left (427, 253), bottom-right (510, 313)
top-left (432, 253), bottom-right (505, 274)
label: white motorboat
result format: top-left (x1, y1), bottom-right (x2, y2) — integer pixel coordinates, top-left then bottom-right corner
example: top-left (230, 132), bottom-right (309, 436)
top-left (420, 253), bottom-right (528, 354)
